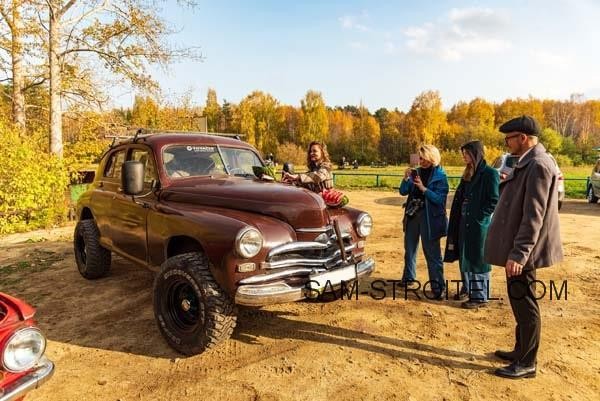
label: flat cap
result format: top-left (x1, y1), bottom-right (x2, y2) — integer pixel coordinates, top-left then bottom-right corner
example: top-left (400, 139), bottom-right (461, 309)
top-left (499, 115), bottom-right (541, 136)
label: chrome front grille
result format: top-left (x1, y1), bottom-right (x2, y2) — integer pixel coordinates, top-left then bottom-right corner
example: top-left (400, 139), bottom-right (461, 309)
top-left (260, 229), bottom-right (354, 270)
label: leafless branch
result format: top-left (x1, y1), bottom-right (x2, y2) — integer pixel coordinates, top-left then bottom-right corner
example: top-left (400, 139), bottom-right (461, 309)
top-left (62, 0), bottom-right (109, 26)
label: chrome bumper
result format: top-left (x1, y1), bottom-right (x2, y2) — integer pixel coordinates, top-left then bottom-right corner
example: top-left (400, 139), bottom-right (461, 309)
top-left (0, 357), bottom-right (54, 401)
top-left (235, 257), bottom-right (375, 306)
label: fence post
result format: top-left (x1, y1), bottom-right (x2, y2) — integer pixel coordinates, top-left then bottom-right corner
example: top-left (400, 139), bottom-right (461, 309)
top-left (376, 175), bottom-right (380, 187)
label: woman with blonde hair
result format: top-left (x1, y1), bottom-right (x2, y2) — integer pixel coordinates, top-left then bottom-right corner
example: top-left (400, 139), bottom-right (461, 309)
top-left (399, 144), bottom-right (449, 299)
top-left (282, 141), bottom-right (334, 193)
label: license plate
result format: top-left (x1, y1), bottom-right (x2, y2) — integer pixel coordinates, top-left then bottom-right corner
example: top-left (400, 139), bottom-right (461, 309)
top-left (308, 264), bottom-right (357, 289)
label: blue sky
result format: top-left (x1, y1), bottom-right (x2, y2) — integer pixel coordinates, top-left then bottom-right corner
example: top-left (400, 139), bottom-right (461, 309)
top-left (114, 0), bottom-right (600, 112)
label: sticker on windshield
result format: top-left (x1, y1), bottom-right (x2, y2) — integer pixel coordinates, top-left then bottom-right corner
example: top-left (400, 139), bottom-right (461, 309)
top-left (186, 145), bottom-right (215, 152)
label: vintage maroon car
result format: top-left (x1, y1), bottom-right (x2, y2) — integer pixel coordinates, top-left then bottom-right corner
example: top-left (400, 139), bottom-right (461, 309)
top-left (0, 293), bottom-right (54, 401)
top-left (74, 133), bottom-right (374, 355)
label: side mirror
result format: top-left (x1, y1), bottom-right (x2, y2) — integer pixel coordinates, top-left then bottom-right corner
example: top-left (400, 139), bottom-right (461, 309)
top-left (283, 162), bottom-right (294, 174)
top-left (122, 161), bottom-right (145, 196)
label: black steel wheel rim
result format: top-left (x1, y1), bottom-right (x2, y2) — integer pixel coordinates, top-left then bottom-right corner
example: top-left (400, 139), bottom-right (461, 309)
top-left (165, 279), bottom-right (204, 332)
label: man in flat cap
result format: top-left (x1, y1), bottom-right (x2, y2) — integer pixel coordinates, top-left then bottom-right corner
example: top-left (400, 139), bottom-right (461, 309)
top-left (484, 115), bottom-right (563, 379)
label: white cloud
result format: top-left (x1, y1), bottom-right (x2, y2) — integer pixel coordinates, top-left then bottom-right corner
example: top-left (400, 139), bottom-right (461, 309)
top-left (338, 14), bottom-right (369, 32)
top-left (404, 7), bottom-right (512, 61)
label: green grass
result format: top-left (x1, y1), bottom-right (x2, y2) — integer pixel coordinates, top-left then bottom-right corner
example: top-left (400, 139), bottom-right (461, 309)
top-left (331, 165), bottom-right (592, 198)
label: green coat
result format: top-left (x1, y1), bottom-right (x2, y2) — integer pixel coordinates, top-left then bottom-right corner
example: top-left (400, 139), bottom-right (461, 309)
top-left (444, 162), bottom-right (499, 273)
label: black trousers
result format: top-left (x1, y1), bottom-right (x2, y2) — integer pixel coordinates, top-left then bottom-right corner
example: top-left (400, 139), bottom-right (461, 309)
top-left (506, 268), bottom-right (540, 367)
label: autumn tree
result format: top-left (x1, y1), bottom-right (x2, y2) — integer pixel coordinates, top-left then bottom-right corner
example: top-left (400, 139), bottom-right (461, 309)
top-left (375, 107), bottom-right (406, 163)
top-left (44, 0), bottom-right (200, 156)
top-left (494, 97), bottom-right (545, 128)
top-left (130, 96), bottom-right (160, 128)
top-left (327, 108), bottom-right (353, 160)
top-left (540, 127), bottom-right (563, 155)
top-left (238, 90), bottom-right (279, 154)
top-left (0, 0), bottom-right (46, 133)
top-left (352, 104), bottom-right (380, 162)
top-left (276, 104), bottom-right (301, 144)
top-left (204, 88), bottom-right (221, 132)
top-left (404, 90), bottom-right (447, 148)
top-left (219, 99), bottom-right (236, 133)
top-left (299, 90), bottom-right (328, 146)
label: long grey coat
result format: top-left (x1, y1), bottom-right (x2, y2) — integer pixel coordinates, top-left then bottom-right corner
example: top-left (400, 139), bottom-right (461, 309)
top-left (484, 143), bottom-right (563, 269)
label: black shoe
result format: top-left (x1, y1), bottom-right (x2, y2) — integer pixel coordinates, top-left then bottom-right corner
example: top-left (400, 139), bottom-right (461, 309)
top-left (494, 349), bottom-right (518, 361)
top-left (453, 292), bottom-right (469, 301)
top-left (461, 300), bottom-right (488, 309)
top-left (494, 363), bottom-right (536, 379)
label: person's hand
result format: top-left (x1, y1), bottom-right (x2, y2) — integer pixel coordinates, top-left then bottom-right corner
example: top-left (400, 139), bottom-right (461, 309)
top-left (413, 175), bottom-right (426, 192)
top-left (282, 172), bottom-right (298, 183)
top-left (505, 259), bottom-right (523, 277)
top-left (404, 168), bottom-right (412, 180)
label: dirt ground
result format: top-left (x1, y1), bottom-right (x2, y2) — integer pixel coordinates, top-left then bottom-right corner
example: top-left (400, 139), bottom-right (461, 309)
top-left (1, 190), bottom-right (599, 401)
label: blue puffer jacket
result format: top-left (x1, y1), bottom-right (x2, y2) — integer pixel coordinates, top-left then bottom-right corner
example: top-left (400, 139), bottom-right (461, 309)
top-left (399, 166), bottom-right (449, 240)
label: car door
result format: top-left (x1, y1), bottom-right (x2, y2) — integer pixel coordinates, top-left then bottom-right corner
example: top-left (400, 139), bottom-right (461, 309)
top-left (110, 145), bottom-right (159, 265)
top-left (593, 160), bottom-right (600, 193)
top-left (93, 148), bottom-right (127, 249)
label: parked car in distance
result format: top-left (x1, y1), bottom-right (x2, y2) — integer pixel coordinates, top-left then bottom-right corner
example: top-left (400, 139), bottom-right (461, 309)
top-left (74, 132), bottom-right (375, 356)
top-left (586, 158), bottom-right (600, 203)
top-left (492, 152), bottom-right (565, 209)
top-left (0, 292), bottom-right (54, 401)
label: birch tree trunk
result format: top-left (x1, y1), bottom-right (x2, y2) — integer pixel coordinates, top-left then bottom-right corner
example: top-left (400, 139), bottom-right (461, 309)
top-left (10, 1), bottom-right (26, 132)
top-left (48, 2), bottom-right (62, 156)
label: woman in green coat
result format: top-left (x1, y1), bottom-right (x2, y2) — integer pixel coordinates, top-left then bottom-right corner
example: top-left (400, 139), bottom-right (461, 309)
top-left (444, 140), bottom-right (499, 308)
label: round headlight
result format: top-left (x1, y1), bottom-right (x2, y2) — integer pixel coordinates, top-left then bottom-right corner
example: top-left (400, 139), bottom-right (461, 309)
top-left (235, 227), bottom-right (263, 258)
top-left (356, 213), bottom-right (373, 237)
top-left (2, 327), bottom-right (46, 373)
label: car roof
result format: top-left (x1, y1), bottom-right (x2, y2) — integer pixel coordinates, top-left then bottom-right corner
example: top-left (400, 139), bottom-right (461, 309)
top-left (109, 133), bottom-right (255, 150)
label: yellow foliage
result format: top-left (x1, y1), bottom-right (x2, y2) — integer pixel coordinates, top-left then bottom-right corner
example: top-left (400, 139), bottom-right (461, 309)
top-left (0, 121), bottom-right (70, 234)
top-left (276, 142), bottom-right (306, 166)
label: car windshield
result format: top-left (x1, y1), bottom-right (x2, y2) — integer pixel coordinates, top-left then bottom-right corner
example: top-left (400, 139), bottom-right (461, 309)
top-left (163, 145), bottom-right (263, 178)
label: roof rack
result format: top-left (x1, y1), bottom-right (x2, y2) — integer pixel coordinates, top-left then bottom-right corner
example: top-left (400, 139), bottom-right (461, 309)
top-left (105, 130), bottom-right (147, 148)
top-left (138, 129), bottom-right (246, 141)
top-left (105, 129), bottom-right (247, 148)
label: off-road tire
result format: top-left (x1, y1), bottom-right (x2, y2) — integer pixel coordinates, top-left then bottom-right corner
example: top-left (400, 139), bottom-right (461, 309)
top-left (74, 219), bottom-right (111, 279)
top-left (153, 252), bottom-right (237, 355)
top-left (587, 185), bottom-right (599, 203)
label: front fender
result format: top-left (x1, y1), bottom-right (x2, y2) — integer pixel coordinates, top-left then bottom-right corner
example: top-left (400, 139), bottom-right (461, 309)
top-left (147, 202), bottom-right (296, 296)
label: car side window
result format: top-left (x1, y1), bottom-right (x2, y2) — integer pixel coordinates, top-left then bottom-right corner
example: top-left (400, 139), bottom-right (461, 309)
top-left (131, 149), bottom-right (157, 184)
top-left (104, 150), bottom-right (126, 179)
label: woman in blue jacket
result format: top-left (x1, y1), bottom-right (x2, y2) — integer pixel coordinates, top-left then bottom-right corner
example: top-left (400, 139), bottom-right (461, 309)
top-left (399, 145), bottom-right (449, 299)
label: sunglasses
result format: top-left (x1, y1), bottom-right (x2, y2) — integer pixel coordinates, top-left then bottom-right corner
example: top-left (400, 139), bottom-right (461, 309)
top-left (504, 134), bottom-right (523, 145)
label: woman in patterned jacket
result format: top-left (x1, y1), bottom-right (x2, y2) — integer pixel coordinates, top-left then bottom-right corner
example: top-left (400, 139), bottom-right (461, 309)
top-left (282, 141), bottom-right (334, 193)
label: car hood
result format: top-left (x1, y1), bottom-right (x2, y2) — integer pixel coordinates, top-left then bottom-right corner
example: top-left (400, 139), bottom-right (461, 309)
top-left (160, 176), bottom-right (329, 228)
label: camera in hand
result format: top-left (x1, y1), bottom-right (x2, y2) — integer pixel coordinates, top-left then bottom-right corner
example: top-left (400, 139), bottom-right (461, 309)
top-left (404, 198), bottom-right (424, 217)
top-left (410, 168), bottom-right (419, 180)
